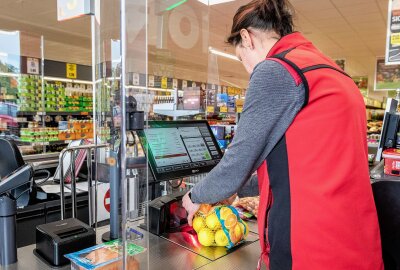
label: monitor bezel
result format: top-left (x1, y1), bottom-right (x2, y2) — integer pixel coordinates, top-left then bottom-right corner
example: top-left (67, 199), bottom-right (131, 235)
top-left (137, 120), bottom-right (223, 182)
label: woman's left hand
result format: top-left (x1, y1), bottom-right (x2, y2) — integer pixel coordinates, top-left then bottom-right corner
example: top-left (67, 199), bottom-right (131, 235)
top-left (182, 192), bottom-right (200, 226)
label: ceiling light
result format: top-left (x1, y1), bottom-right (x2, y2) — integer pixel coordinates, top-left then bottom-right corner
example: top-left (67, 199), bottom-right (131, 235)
top-left (44, 76), bottom-right (92, 84)
top-left (0, 30), bottom-right (19, 36)
top-left (197, 0), bottom-right (235, 5)
top-left (209, 47), bottom-right (240, 61)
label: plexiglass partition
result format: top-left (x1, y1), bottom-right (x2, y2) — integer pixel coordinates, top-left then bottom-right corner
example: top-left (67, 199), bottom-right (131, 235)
top-left (0, 28), bottom-right (93, 159)
top-left (0, 32), bottom-right (46, 155)
top-left (91, 0), bottom-right (250, 268)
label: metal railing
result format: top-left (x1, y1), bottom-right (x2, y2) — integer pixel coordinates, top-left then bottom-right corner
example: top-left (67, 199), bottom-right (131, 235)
top-left (59, 143), bottom-right (108, 222)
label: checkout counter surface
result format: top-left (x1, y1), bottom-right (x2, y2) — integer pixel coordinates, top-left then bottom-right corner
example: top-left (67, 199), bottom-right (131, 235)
top-left (7, 220), bottom-right (265, 270)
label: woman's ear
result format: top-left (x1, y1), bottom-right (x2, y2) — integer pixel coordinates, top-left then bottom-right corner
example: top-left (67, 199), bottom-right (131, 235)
top-left (240, 29), bottom-right (253, 49)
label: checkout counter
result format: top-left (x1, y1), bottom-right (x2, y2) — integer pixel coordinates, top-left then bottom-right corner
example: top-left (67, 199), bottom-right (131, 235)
top-left (10, 220), bottom-right (264, 270)
top-left (1, 120), bottom-right (266, 270)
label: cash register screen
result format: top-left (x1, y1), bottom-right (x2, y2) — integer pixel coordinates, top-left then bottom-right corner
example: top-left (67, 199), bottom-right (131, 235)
top-left (137, 121), bottom-right (223, 181)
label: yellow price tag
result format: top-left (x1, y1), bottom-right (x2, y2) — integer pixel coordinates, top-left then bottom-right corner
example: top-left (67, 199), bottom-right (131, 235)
top-left (220, 106), bottom-right (228, 113)
top-left (391, 33), bottom-right (400, 45)
top-left (236, 106), bottom-right (243, 113)
top-left (66, 63), bottom-right (77, 79)
top-left (161, 77), bottom-right (168, 89)
top-left (207, 106), bottom-right (215, 113)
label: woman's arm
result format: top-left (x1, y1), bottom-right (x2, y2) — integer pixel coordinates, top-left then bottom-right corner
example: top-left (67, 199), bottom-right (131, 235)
top-left (191, 59), bottom-right (305, 204)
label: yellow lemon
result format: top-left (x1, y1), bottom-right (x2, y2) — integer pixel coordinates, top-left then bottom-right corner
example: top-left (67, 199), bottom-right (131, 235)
top-left (219, 207), bottom-right (233, 220)
top-left (206, 213), bottom-right (221, 230)
top-left (239, 222), bottom-right (249, 237)
top-left (198, 228), bottom-right (215, 247)
top-left (193, 216), bottom-right (206, 233)
top-left (214, 229), bottom-right (229, 247)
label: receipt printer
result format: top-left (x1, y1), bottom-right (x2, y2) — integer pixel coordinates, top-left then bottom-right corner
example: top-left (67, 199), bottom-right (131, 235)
top-left (35, 218), bottom-right (96, 266)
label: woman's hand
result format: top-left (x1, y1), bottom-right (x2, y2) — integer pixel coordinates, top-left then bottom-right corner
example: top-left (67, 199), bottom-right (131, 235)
top-left (220, 194), bottom-right (238, 205)
top-left (182, 192), bottom-right (200, 226)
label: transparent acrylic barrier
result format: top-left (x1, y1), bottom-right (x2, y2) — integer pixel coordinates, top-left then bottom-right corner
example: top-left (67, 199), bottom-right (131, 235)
top-left (0, 32), bottom-right (46, 156)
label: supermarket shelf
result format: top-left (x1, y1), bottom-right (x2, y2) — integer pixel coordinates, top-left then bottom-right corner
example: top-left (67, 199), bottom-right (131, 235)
top-left (153, 103), bottom-right (202, 117)
top-left (17, 111), bottom-right (92, 117)
top-left (154, 109), bottom-right (202, 117)
top-left (366, 105), bottom-right (383, 110)
top-left (20, 140), bottom-right (72, 146)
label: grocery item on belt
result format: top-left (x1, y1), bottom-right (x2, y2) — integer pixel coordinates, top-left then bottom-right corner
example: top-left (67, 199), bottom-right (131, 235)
top-left (232, 196), bottom-right (259, 218)
top-left (193, 204), bottom-right (249, 249)
top-left (65, 240), bottom-right (143, 270)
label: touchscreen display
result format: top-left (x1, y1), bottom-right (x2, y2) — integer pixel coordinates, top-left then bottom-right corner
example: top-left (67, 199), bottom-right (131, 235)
top-left (139, 121), bottom-right (223, 181)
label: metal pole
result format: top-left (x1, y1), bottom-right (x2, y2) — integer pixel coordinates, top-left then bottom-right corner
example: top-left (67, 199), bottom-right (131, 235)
top-left (91, 2), bottom-right (98, 231)
top-left (0, 196), bottom-right (17, 266)
top-left (120, 0), bottom-right (128, 268)
top-left (87, 148), bottom-right (93, 225)
top-left (59, 150), bottom-right (66, 220)
top-left (41, 35), bottom-right (46, 154)
top-left (70, 149), bottom-right (77, 218)
top-left (109, 150), bottom-right (120, 239)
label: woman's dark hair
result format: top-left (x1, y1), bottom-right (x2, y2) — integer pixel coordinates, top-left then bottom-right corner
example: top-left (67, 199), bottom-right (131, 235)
top-left (227, 0), bottom-right (294, 46)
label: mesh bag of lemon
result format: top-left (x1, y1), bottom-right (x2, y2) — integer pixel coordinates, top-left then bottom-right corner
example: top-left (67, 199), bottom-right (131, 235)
top-left (192, 204), bottom-right (249, 249)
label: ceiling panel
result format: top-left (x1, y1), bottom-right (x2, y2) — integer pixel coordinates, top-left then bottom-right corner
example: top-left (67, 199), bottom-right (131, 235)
top-left (0, 0), bottom-right (393, 87)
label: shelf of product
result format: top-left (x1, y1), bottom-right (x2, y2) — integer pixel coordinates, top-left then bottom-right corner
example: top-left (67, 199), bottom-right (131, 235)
top-left (363, 97), bottom-right (383, 109)
top-left (367, 134), bottom-right (381, 147)
top-left (19, 119), bottom-right (94, 144)
top-left (367, 121), bottom-right (383, 134)
top-left (152, 92), bottom-right (202, 118)
top-left (17, 75), bottom-right (42, 112)
top-left (17, 75), bottom-right (93, 113)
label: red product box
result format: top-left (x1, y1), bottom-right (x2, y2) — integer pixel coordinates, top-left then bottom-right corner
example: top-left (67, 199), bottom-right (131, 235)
top-left (383, 148), bottom-right (400, 176)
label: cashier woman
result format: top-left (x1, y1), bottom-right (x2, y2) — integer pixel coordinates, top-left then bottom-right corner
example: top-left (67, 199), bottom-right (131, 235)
top-left (182, 0), bottom-right (384, 269)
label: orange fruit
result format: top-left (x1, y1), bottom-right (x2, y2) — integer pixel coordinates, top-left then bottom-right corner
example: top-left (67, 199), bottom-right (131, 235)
top-left (198, 204), bottom-right (212, 215)
top-left (224, 213), bottom-right (237, 229)
top-left (219, 207), bottom-right (233, 220)
top-left (229, 228), bottom-right (239, 244)
top-left (233, 223), bottom-right (243, 240)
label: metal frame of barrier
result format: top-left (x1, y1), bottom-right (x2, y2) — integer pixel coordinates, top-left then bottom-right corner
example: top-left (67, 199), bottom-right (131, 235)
top-left (58, 143), bottom-right (108, 226)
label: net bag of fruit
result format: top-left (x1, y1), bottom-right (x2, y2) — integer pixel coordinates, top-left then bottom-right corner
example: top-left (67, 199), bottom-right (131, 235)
top-left (192, 204), bottom-right (249, 249)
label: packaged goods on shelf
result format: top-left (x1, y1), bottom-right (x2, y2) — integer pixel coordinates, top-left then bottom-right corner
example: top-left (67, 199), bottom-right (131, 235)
top-left (18, 75), bottom-right (41, 111)
top-left (367, 121), bottom-right (383, 134)
top-left (98, 126), bottom-right (111, 141)
top-left (68, 119), bottom-right (94, 131)
top-left (20, 126), bottom-right (59, 142)
top-left (58, 130), bottom-right (76, 141)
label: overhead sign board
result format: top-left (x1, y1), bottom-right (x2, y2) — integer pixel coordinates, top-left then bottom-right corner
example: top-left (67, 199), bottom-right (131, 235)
top-left (57, 0), bottom-right (93, 21)
top-left (386, 0), bottom-right (400, 64)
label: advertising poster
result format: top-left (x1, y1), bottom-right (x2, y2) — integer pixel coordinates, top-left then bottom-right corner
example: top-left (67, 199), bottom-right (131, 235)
top-left (386, 0), bottom-right (400, 64)
top-left (375, 58), bottom-right (400, 90)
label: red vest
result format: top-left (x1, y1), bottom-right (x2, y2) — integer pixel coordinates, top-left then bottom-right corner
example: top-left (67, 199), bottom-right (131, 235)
top-left (256, 33), bottom-right (383, 270)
